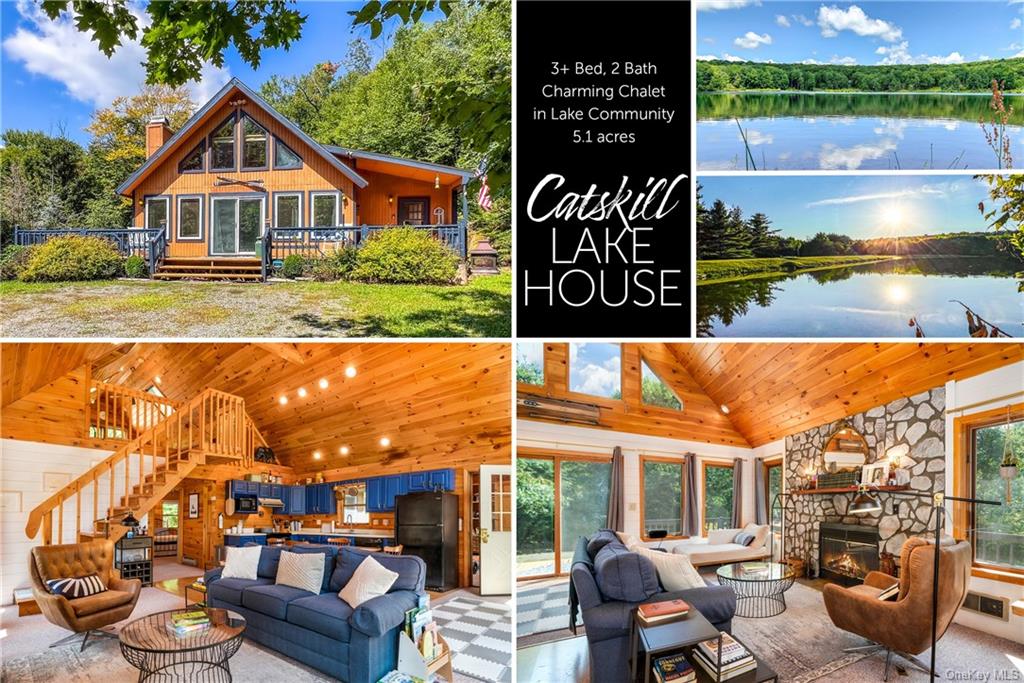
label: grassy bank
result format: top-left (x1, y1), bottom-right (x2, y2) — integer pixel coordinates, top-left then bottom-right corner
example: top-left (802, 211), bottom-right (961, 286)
top-left (697, 255), bottom-right (901, 284)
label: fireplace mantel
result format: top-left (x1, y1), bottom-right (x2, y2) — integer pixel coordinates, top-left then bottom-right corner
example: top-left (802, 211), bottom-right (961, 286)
top-left (791, 485), bottom-right (910, 496)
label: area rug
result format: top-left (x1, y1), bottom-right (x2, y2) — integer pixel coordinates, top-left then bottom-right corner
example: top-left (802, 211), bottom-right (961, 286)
top-left (516, 580), bottom-right (581, 640)
top-left (430, 595), bottom-right (512, 683)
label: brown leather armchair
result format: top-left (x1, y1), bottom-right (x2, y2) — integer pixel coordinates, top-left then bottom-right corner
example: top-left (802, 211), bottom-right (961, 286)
top-left (29, 539), bottom-right (142, 651)
top-left (823, 536), bottom-right (971, 681)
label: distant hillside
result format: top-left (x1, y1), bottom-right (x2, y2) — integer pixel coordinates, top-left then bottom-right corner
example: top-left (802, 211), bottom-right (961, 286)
top-left (697, 58), bottom-right (1024, 92)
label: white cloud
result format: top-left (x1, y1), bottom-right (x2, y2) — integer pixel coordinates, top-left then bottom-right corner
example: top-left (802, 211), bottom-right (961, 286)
top-left (926, 52), bottom-right (964, 65)
top-left (741, 130), bottom-right (774, 145)
top-left (697, 0), bottom-right (761, 11)
top-left (569, 345), bottom-right (621, 397)
top-left (697, 53), bottom-right (747, 62)
top-left (734, 31), bottom-right (772, 49)
top-left (807, 184), bottom-right (945, 206)
top-left (817, 4), bottom-right (903, 42)
top-left (831, 56), bottom-right (858, 65)
top-left (775, 15), bottom-right (791, 27)
top-left (2, 0), bottom-right (230, 110)
top-left (1015, 49), bottom-right (1024, 58)
top-left (979, 54), bottom-right (992, 61)
top-left (1012, 18), bottom-right (1022, 30)
top-left (876, 41), bottom-right (912, 65)
top-left (792, 14), bottom-right (814, 27)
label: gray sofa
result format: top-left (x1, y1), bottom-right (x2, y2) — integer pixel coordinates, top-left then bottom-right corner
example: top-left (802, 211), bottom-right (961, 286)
top-left (570, 532), bottom-right (736, 681)
top-left (204, 544), bottom-right (426, 682)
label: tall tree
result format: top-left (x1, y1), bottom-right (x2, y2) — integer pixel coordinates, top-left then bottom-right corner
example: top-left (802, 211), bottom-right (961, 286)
top-left (698, 199), bottom-right (733, 260)
top-left (747, 212), bottom-right (779, 257)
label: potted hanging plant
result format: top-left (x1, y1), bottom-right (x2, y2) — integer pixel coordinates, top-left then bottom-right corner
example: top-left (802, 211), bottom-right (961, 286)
top-left (1000, 421), bottom-right (1018, 502)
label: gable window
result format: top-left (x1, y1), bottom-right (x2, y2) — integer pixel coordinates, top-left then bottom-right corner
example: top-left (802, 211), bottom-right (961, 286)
top-left (210, 115), bottom-right (236, 171)
top-left (641, 457), bottom-right (686, 539)
top-left (516, 342), bottom-right (544, 386)
top-left (569, 342), bottom-right (621, 399)
top-left (176, 196), bottom-right (203, 240)
top-left (274, 193), bottom-right (302, 228)
top-left (274, 138), bottom-right (302, 169)
top-left (641, 359), bottom-right (683, 410)
top-left (311, 192), bottom-right (340, 227)
top-left (241, 114), bottom-right (268, 169)
top-left (702, 461), bottom-right (734, 535)
top-left (145, 196), bottom-right (170, 237)
top-left (178, 141), bottom-right (205, 173)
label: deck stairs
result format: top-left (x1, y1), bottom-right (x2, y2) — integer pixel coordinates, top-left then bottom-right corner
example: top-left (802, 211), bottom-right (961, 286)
top-left (25, 387), bottom-right (267, 546)
top-left (153, 257), bottom-right (263, 282)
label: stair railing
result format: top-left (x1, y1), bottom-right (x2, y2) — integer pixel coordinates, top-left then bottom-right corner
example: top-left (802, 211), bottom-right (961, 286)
top-left (25, 387), bottom-right (265, 545)
top-left (87, 380), bottom-right (182, 441)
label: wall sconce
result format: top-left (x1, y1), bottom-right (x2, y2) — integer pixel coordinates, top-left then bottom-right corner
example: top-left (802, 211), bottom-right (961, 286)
top-left (434, 174), bottom-right (440, 189)
top-left (388, 195), bottom-right (394, 204)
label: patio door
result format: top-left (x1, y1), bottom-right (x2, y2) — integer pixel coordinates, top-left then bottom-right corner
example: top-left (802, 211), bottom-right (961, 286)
top-left (211, 196), bottom-right (264, 255)
top-left (479, 465), bottom-right (512, 595)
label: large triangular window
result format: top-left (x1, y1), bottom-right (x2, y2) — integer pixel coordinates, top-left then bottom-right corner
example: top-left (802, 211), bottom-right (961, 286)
top-left (274, 138), bottom-right (302, 169)
top-left (178, 141), bottom-right (204, 173)
top-left (641, 360), bottom-right (682, 410)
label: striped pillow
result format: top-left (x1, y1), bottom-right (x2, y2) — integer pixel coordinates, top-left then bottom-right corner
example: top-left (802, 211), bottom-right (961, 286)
top-left (46, 574), bottom-right (106, 599)
top-left (275, 550), bottom-right (325, 594)
top-left (733, 532), bottom-right (756, 547)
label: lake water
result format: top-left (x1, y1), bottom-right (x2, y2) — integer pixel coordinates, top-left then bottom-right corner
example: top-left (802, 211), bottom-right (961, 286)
top-left (697, 257), bottom-right (1022, 338)
top-left (697, 92), bottom-right (1024, 170)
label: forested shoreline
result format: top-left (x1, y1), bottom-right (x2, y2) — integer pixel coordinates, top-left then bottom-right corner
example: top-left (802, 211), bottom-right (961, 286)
top-left (697, 58), bottom-right (1024, 93)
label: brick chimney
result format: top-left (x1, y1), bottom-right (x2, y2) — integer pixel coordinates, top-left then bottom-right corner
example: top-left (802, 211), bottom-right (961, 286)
top-left (145, 117), bottom-right (172, 158)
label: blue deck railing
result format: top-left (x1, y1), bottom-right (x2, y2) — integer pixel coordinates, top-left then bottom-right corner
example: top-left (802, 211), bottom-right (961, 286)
top-left (258, 223), bottom-right (466, 281)
top-left (13, 227), bottom-right (168, 276)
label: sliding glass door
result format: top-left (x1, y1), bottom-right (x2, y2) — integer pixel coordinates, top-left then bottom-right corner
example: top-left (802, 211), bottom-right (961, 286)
top-left (516, 453), bottom-right (611, 579)
top-left (211, 196), bottom-right (264, 255)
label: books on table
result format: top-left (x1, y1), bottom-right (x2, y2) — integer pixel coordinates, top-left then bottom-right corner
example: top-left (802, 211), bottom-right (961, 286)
top-left (637, 598), bottom-right (690, 626)
top-left (167, 609), bottom-right (211, 637)
top-left (692, 632), bottom-right (756, 681)
top-left (877, 583), bottom-right (899, 601)
top-left (652, 653), bottom-right (696, 683)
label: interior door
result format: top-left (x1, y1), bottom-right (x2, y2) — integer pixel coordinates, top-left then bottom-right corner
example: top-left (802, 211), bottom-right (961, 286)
top-left (480, 464), bottom-right (512, 595)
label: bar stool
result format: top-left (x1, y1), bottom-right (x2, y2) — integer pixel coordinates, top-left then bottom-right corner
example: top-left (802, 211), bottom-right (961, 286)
top-left (382, 544), bottom-right (403, 555)
top-left (327, 537), bottom-right (350, 547)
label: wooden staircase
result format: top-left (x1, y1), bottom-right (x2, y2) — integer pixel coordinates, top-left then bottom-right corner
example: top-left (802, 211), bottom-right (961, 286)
top-left (25, 388), bottom-right (267, 546)
top-left (153, 257), bottom-right (263, 282)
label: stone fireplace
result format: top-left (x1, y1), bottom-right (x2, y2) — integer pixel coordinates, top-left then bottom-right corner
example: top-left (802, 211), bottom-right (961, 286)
top-left (783, 388), bottom-right (946, 578)
top-left (819, 523), bottom-right (880, 585)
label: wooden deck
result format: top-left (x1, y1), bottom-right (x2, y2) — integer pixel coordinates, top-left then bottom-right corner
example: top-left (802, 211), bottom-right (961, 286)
top-left (153, 257), bottom-right (263, 282)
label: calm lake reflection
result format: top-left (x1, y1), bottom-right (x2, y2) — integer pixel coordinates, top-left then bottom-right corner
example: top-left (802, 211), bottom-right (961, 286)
top-left (697, 257), bottom-right (1023, 338)
top-left (697, 92), bottom-right (1024, 170)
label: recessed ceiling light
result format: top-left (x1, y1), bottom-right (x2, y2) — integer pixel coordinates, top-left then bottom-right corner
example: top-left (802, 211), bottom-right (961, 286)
top-left (313, 451), bottom-right (321, 460)
top-left (297, 387), bottom-right (307, 398)
top-left (319, 378), bottom-right (329, 389)
top-left (154, 376), bottom-right (162, 384)
top-left (279, 396), bottom-right (288, 405)
top-left (345, 366), bottom-right (357, 378)
top-left (340, 446), bottom-right (350, 455)
top-left (379, 437), bottom-right (391, 447)
top-left (720, 404), bottom-right (730, 414)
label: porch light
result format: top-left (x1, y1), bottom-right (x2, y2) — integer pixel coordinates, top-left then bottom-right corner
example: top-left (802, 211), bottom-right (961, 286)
top-left (319, 378), bottom-right (329, 389)
top-left (340, 446), bottom-right (350, 456)
top-left (298, 387), bottom-right (307, 398)
top-left (434, 174), bottom-right (440, 189)
top-left (379, 437), bottom-right (391, 447)
top-left (387, 195), bottom-right (393, 204)
top-left (345, 366), bottom-right (357, 378)
top-left (279, 396), bottom-right (288, 405)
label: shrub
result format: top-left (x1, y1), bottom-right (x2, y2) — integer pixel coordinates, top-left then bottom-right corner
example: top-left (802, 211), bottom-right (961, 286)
top-left (0, 245), bottom-right (35, 281)
top-left (280, 254), bottom-right (306, 279)
top-left (352, 227), bottom-right (459, 284)
top-left (124, 254), bottom-right (148, 278)
top-left (311, 246), bottom-right (358, 282)
top-left (20, 236), bottom-right (124, 282)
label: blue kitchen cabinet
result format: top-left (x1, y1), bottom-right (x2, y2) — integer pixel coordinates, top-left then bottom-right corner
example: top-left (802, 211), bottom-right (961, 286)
top-left (223, 534), bottom-right (266, 547)
top-left (288, 486), bottom-right (306, 515)
top-left (383, 475), bottom-right (406, 509)
top-left (429, 469), bottom-right (455, 491)
top-left (306, 485), bottom-right (319, 513)
top-left (318, 483), bottom-right (335, 515)
top-left (270, 484), bottom-right (283, 500)
top-left (407, 472), bottom-right (430, 492)
top-left (366, 479), bottom-right (385, 512)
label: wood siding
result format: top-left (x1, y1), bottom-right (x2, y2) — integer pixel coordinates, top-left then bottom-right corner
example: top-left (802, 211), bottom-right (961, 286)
top-left (351, 167), bottom-right (460, 226)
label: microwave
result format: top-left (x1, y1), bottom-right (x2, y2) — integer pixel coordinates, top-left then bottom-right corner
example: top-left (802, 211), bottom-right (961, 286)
top-left (235, 495), bottom-right (258, 513)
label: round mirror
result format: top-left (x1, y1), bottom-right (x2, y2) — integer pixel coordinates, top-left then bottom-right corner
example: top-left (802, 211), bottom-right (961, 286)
top-left (821, 423), bottom-right (869, 471)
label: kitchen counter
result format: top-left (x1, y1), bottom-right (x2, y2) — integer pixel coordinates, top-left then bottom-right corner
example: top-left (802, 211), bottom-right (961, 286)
top-left (290, 530), bottom-right (395, 538)
top-left (223, 531), bottom-right (266, 536)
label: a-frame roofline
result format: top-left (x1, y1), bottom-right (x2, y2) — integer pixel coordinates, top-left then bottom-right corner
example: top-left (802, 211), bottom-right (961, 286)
top-left (326, 145), bottom-right (473, 183)
top-left (116, 78), bottom-right (368, 195)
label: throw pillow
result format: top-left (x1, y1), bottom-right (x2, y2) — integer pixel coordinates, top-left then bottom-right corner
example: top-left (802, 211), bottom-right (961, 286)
top-left (593, 543), bottom-right (660, 602)
top-left (46, 573), bottom-right (106, 599)
top-left (632, 546), bottom-right (705, 591)
top-left (707, 528), bottom-right (740, 546)
top-left (276, 550), bottom-right (326, 594)
top-left (616, 531), bottom-right (642, 549)
top-left (733, 532), bottom-right (756, 547)
top-left (743, 522), bottom-right (770, 548)
top-left (339, 554), bottom-right (399, 608)
top-left (222, 545), bottom-right (261, 580)
top-left (587, 529), bottom-right (620, 556)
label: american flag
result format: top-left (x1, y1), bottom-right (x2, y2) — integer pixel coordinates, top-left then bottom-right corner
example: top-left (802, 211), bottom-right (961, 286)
top-left (475, 160), bottom-right (492, 212)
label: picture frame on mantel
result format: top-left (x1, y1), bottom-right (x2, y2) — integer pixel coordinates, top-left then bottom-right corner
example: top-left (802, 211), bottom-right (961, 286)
top-left (861, 463), bottom-right (888, 487)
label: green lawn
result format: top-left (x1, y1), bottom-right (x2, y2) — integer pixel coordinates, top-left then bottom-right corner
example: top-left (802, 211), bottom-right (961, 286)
top-left (696, 255), bottom-right (902, 284)
top-left (0, 273), bottom-right (511, 338)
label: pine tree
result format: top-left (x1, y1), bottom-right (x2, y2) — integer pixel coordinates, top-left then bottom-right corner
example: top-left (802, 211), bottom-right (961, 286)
top-left (698, 199), bottom-right (732, 259)
top-left (722, 205), bottom-right (754, 258)
top-left (748, 212), bottom-right (780, 257)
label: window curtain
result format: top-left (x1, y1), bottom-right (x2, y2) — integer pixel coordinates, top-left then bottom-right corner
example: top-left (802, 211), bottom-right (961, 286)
top-left (753, 458), bottom-right (767, 525)
top-left (682, 453), bottom-right (699, 536)
top-left (606, 446), bottom-right (624, 532)
top-left (731, 458), bottom-right (744, 528)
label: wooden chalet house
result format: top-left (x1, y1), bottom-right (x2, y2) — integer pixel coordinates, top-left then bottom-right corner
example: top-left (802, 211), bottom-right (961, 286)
top-left (15, 78), bottom-right (473, 281)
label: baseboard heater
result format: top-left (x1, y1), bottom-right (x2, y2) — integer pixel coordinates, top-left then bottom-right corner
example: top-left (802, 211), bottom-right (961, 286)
top-left (181, 557), bottom-right (198, 567)
top-left (962, 591), bottom-right (1009, 621)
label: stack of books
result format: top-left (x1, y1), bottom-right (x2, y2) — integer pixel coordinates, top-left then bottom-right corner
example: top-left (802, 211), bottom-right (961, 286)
top-left (637, 599), bottom-right (690, 627)
top-left (652, 653), bottom-right (696, 683)
top-left (167, 610), bottom-right (211, 636)
top-left (692, 633), bottom-right (756, 681)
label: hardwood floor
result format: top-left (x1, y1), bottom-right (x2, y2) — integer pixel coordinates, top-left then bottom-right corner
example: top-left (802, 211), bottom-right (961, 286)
top-left (517, 634), bottom-right (590, 682)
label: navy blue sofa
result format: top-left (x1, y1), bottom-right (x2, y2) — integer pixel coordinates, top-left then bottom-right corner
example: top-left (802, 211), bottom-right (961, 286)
top-left (570, 532), bottom-right (736, 681)
top-left (204, 544), bottom-right (426, 682)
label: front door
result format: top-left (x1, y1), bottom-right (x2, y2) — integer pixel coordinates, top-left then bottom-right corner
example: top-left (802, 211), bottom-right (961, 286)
top-left (397, 197), bottom-right (430, 225)
top-left (211, 196), bottom-right (264, 255)
top-left (479, 464), bottom-right (512, 595)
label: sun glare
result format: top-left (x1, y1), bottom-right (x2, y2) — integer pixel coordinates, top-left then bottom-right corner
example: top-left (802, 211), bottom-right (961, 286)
top-left (880, 203), bottom-right (905, 230)
top-left (886, 283), bottom-right (909, 304)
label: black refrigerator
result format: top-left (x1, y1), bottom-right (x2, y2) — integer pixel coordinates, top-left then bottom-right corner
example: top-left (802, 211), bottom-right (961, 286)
top-left (395, 492), bottom-right (459, 591)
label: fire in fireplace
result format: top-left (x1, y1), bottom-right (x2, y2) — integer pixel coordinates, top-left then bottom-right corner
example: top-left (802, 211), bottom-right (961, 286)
top-left (819, 523), bottom-right (880, 584)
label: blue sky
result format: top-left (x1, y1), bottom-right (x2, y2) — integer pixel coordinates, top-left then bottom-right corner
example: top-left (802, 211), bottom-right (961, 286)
top-left (569, 343), bottom-right (621, 398)
top-left (697, 1), bottom-right (1024, 66)
top-left (1, 1), bottom-right (442, 145)
top-left (699, 175), bottom-right (996, 239)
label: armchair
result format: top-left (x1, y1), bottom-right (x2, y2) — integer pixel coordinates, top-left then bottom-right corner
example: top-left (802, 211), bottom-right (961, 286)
top-left (29, 539), bottom-right (142, 651)
top-left (822, 536), bottom-right (971, 681)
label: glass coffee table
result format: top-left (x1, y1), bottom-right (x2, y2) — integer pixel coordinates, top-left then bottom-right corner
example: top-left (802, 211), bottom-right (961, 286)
top-left (119, 607), bottom-right (245, 682)
top-left (717, 562), bottom-right (796, 618)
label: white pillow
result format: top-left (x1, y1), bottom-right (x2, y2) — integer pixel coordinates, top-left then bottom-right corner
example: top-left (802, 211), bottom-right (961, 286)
top-left (707, 528), bottom-right (741, 546)
top-left (339, 555), bottom-right (399, 608)
top-left (275, 550), bottom-right (325, 594)
top-left (743, 523), bottom-right (770, 548)
top-left (633, 546), bottom-right (705, 591)
top-left (221, 545), bottom-right (261, 580)
top-left (617, 531), bottom-right (641, 549)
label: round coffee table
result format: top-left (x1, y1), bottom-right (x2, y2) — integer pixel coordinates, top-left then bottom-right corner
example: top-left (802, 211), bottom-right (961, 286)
top-left (716, 562), bottom-right (795, 618)
top-left (119, 607), bottom-right (245, 682)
